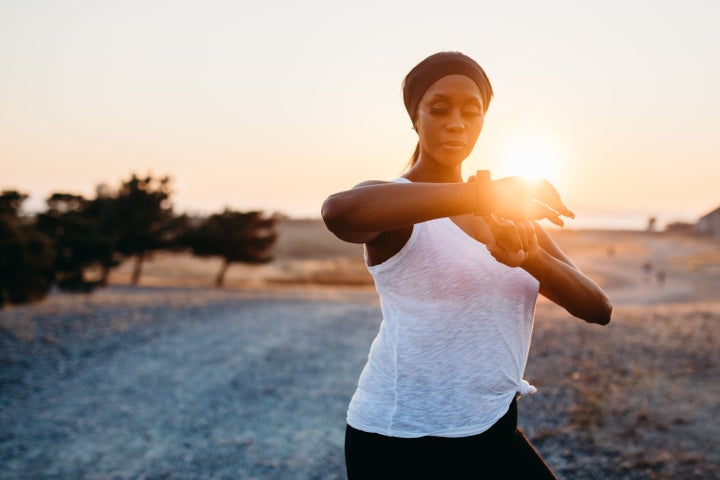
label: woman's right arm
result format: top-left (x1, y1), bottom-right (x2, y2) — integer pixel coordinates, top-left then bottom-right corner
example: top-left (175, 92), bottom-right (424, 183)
top-left (321, 180), bottom-right (477, 244)
top-left (322, 174), bottom-right (574, 244)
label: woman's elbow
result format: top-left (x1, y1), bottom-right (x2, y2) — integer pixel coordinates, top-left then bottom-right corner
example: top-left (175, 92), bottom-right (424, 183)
top-left (582, 294), bottom-right (613, 326)
top-left (321, 194), bottom-right (346, 234)
top-left (321, 194), bottom-right (366, 242)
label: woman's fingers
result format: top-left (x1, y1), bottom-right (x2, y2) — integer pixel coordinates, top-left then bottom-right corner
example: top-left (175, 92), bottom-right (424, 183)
top-left (499, 218), bottom-right (524, 252)
top-left (487, 243), bottom-right (526, 267)
top-left (523, 221), bottom-right (539, 256)
top-left (516, 221), bottom-right (530, 248)
top-left (486, 217), bottom-right (529, 266)
top-left (545, 212), bottom-right (565, 227)
top-left (527, 200), bottom-right (564, 227)
top-left (512, 221), bottom-right (538, 260)
top-left (486, 219), bottom-right (545, 268)
top-left (491, 176), bottom-right (574, 224)
top-left (532, 179), bottom-right (575, 219)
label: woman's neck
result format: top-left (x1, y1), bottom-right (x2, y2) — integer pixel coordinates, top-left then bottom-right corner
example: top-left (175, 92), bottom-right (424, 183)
top-left (404, 161), bottom-right (464, 183)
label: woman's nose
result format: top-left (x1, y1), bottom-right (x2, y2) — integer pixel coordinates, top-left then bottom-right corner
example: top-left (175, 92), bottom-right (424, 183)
top-left (446, 110), bottom-right (465, 130)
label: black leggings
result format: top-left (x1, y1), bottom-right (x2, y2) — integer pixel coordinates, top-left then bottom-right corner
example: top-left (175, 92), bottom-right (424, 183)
top-left (345, 399), bottom-right (556, 479)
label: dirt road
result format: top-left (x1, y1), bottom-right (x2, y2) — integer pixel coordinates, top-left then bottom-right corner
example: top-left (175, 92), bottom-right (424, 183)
top-left (1, 288), bottom-right (380, 479)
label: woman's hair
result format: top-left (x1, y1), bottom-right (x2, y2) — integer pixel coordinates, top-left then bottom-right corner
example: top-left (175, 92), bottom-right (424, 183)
top-left (402, 51), bottom-right (494, 168)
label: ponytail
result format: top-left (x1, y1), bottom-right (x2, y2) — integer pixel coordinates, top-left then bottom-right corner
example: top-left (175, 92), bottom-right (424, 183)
top-left (404, 142), bottom-right (420, 172)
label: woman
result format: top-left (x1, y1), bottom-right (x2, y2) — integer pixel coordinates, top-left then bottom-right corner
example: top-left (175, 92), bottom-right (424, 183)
top-left (321, 51), bottom-right (612, 479)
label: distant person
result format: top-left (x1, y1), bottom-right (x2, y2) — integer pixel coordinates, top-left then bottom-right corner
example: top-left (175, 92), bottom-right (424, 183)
top-left (642, 261), bottom-right (653, 284)
top-left (656, 270), bottom-right (666, 286)
top-left (322, 51), bottom-right (612, 479)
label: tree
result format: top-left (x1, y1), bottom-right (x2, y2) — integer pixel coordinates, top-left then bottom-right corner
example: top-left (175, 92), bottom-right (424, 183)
top-left (182, 209), bottom-right (278, 287)
top-left (0, 190), bottom-right (55, 307)
top-left (100, 174), bottom-right (183, 285)
top-left (647, 216), bottom-right (657, 232)
top-left (0, 190), bottom-right (27, 216)
top-left (35, 193), bottom-right (119, 291)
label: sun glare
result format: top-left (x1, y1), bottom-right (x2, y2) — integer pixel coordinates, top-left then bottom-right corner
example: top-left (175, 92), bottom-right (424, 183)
top-left (500, 136), bottom-right (561, 182)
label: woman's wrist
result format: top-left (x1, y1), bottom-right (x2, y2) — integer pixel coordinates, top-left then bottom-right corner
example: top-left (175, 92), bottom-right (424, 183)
top-left (473, 170), bottom-right (493, 216)
top-left (520, 244), bottom-right (544, 271)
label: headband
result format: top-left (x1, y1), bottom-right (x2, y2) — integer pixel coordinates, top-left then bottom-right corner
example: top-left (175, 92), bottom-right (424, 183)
top-left (402, 52), bottom-right (493, 121)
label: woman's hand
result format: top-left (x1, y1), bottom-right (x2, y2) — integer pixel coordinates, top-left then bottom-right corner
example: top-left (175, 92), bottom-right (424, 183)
top-left (485, 217), bottom-right (539, 267)
top-left (470, 173), bottom-right (574, 227)
top-left (493, 176), bottom-right (574, 227)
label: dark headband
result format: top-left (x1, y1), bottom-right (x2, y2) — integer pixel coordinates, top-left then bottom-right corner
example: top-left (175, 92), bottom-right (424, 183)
top-left (402, 52), bottom-right (493, 121)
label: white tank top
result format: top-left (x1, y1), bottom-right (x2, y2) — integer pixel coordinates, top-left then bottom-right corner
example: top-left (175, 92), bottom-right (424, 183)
top-left (347, 182), bottom-right (540, 438)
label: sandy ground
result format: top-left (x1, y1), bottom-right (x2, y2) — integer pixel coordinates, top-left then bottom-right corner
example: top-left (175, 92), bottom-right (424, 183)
top-left (1, 224), bottom-right (719, 479)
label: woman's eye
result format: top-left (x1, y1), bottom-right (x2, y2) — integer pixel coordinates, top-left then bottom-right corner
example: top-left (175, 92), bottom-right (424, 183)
top-left (429, 104), bottom-right (449, 114)
top-left (463, 106), bottom-right (482, 117)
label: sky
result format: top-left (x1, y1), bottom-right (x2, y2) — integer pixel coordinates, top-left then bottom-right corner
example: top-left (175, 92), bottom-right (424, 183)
top-left (2, 0), bottom-right (719, 229)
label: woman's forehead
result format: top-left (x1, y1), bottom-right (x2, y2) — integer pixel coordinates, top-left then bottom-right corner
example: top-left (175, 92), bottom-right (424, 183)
top-left (422, 75), bottom-right (482, 101)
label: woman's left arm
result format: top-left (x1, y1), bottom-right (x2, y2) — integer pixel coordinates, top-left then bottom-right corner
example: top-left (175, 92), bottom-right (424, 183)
top-left (522, 223), bottom-right (613, 325)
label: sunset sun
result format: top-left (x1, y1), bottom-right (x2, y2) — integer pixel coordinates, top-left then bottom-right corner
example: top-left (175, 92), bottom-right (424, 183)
top-left (500, 136), bottom-right (561, 183)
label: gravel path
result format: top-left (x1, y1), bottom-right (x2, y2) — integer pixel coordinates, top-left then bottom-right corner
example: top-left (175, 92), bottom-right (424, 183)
top-left (1, 288), bottom-right (380, 479)
top-left (1, 285), bottom-right (718, 479)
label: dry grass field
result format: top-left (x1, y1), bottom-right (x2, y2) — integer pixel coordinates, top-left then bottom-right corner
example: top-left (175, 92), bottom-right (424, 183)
top-left (109, 218), bottom-right (372, 289)
top-left (109, 219), bottom-right (720, 304)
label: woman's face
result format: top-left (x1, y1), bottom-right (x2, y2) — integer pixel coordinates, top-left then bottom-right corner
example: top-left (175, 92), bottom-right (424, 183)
top-left (414, 74), bottom-right (485, 167)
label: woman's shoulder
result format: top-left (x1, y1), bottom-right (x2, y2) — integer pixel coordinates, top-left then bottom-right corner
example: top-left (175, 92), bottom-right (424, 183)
top-left (353, 179), bottom-right (387, 188)
top-left (353, 177), bottom-right (409, 188)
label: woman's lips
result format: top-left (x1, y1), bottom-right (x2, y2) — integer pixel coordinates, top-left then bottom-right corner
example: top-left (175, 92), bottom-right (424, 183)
top-left (442, 141), bottom-right (466, 150)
